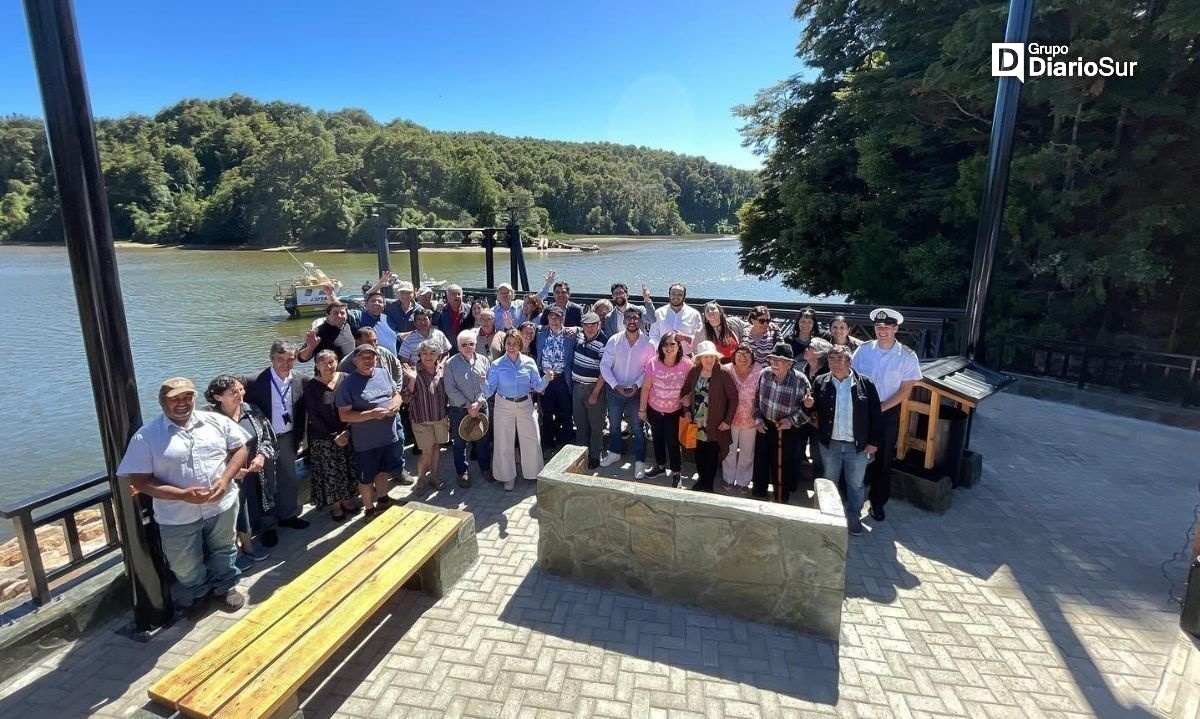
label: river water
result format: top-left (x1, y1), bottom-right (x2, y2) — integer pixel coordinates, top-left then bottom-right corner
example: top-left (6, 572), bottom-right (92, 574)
top-left (0, 238), bottom-right (831, 518)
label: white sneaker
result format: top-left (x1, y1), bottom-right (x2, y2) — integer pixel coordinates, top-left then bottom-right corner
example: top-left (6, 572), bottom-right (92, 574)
top-left (504, 479), bottom-right (515, 492)
top-left (600, 452), bottom-right (622, 468)
top-left (634, 461), bottom-right (647, 479)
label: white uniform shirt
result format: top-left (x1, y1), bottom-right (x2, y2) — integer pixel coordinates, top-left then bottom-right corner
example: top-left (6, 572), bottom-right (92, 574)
top-left (116, 411), bottom-right (249, 525)
top-left (851, 340), bottom-right (922, 405)
top-left (268, 369), bottom-right (295, 435)
top-left (648, 303), bottom-right (703, 350)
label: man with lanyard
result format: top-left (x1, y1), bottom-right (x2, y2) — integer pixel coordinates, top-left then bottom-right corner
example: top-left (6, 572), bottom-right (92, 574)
top-left (570, 312), bottom-right (609, 470)
top-left (751, 343), bottom-right (812, 504)
top-left (298, 301), bottom-right (355, 362)
top-left (804, 344), bottom-right (882, 535)
top-left (852, 308), bottom-right (922, 522)
top-left (535, 305), bottom-right (577, 448)
top-left (117, 377), bottom-right (249, 619)
top-left (435, 284), bottom-right (475, 352)
top-left (643, 283), bottom-right (703, 355)
top-left (492, 282), bottom-right (521, 331)
top-left (243, 340), bottom-right (310, 541)
top-left (599, 306), bottom-right (655, 478)
top-left (603, 282), bottom-right (635, 338)
top-left (349, 291), bottom-right (399, 354)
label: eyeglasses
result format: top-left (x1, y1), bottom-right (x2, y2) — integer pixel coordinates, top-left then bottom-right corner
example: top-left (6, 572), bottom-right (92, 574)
top-left (755, 318), bottom-right (770, 324)
top-left (460, 342), bottom-right (476, 346)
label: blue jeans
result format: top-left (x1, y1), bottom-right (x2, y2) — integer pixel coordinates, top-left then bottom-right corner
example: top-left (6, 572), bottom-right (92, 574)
top-left (605, 387), bottom-right (645, 461)
top-left (449, 405), bottom-right (493, 475)
top-left (820, 440), bottom-right (869, 521)
top-left (159, 502), bottom-right (240, 607)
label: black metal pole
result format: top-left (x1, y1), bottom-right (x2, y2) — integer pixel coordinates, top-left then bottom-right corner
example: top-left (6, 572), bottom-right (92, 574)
top-left (507, 225), bottom-right (519, 291)
top-left (964, 0), bottom-right (1035, 363)
top-left (483, 228), bottom-right (496, 289)
top-left (509, 221), bottom-right (529, 292)
top-left (23, 0), bottom-right (171, 629)
top-left (407, 227), bottom-right (421, 290)
top-left (375, 220), bottom-right (393, 298)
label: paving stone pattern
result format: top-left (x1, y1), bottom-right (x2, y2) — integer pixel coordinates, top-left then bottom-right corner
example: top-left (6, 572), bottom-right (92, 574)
top-left (0, 392), bottom-right (1195, 718)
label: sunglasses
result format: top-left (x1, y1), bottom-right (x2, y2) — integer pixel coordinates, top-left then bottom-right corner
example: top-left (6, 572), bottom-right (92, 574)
top-left (755, 318), bottom-right (770, 324)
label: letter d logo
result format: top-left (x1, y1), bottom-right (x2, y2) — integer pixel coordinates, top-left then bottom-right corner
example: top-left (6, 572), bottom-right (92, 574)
top-left (992, 43), bottom-right (1025, 83)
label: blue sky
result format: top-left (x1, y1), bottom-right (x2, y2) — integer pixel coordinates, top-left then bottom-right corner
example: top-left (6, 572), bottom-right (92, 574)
top-left (0, 1), bottom-right (808, 170)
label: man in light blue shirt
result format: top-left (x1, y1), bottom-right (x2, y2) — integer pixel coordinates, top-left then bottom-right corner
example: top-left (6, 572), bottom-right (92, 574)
top-left (118, 377), bottom-right (250, 618)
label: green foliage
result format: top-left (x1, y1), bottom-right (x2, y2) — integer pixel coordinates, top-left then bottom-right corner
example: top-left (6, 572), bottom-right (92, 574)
top-left (737, 0), bottom-right (1200, 351)
top-left (0, 96), bottom-right (756, 253)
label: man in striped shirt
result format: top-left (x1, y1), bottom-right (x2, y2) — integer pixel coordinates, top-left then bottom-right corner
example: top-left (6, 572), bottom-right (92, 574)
top-left (570, 312), bottom-right (609, 470)
top-left (751, 342), bottom-right (812, 503)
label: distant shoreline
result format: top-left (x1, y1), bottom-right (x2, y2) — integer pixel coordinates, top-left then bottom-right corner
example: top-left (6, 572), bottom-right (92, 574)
top-left (3, 235), bottom-right (736, 253)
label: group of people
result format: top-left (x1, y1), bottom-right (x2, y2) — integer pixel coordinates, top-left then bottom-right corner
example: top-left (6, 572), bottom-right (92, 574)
top-left (116, 269), bottom-right (922, 618)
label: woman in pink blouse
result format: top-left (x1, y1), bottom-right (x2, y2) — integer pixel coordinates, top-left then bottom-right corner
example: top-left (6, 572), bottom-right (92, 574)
top-left (638, 331), bottom-right (692, 485)
top-left (722, 345), bottom-right (761, 493)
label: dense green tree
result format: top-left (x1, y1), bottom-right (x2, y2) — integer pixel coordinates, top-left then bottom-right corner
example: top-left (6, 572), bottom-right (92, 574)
top-left (736, 0), bottom-right (1200, 351)
top-left (0, 95), bottom-right (756, 257)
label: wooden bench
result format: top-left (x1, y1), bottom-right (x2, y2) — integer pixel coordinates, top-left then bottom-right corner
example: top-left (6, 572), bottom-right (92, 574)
top-left (147, 505), bottom-right (468, 719)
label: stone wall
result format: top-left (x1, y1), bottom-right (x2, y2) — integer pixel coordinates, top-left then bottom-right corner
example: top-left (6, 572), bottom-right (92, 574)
top-left (536, 446), bottom-right (847, 641)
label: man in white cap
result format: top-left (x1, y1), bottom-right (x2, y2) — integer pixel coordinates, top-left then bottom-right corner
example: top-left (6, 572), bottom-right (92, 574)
top-left (384, 276), bottom-right (420, 336)
top-left (117, 377), bottom-right (250, 618)
top-left (851, 308), bottom-right (922, 522)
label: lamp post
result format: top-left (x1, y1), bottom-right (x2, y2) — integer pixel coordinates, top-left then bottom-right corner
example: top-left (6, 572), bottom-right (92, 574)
top-left (22, 0), bottom-right (171, 630)
top-left (963, 0), bottom-right (1036, 362)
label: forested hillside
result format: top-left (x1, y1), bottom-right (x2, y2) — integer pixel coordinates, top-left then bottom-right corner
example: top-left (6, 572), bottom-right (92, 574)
top-left (737, 0), bottom-right (1199, 351)
top-left (0, 95), bottom-right (757, 248)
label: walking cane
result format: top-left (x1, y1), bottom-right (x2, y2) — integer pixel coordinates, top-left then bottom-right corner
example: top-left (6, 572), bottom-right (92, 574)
top-left (776, 426), bottom-right (784, 504)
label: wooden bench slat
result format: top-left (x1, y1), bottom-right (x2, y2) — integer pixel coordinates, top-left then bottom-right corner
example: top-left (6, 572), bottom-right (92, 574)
top-left (210, 514), bottom-right (462, 719)
top-left (173, 510), bottom-right (443, 718)
top-left (148, 507), bottom-right (418, 708)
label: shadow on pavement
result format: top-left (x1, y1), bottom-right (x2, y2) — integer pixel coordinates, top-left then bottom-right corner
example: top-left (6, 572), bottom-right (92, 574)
top-left (497, 568), bottom-right (841, 705)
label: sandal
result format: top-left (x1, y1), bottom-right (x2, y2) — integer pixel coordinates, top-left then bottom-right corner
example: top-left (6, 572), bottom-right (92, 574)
top-left (376, 495), bottom-right (394, 508)
top-left (331, 510), bottom-right (348, 523)
top-left (363, 507), bottom-right (379, 521)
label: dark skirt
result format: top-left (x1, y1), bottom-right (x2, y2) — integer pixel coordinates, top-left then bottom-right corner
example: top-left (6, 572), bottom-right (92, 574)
top-left (309, 439), bottom-right (359, 507)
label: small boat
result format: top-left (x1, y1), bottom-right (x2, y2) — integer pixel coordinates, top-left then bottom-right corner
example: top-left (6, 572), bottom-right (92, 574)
top-left (420, 273), bottom-right (448, 292)
top-left (558, 241), bottom-right (601, 253)
top-left (274, 263), bottom-right (342, 318)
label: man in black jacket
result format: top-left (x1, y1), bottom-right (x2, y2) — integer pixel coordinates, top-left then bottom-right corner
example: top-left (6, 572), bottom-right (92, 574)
top-left (804, 344), bottom-right (882, 535)
top-left (244, 340), bottom-right (311, 543)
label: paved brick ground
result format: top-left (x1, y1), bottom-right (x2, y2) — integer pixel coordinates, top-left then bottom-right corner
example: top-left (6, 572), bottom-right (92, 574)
top-left (0, 392), bottom-right (1196, 718)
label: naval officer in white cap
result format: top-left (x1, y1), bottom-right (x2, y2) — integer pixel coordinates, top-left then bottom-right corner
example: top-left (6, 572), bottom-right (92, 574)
top-left (850, 308), bottom-right (921, 522)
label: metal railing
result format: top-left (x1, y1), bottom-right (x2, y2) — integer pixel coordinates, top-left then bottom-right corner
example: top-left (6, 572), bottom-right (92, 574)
top-left (0, 471), bottom-right (122, 606)
top-left (462, 289), bottom-right (966, 359)
top-left (994, 334), bottom-right (1200, 406)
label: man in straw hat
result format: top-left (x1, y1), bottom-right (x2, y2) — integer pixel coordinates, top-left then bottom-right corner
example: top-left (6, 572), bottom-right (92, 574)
top-left (851, 308), bottom-right (921, 522)
top-left (751, 343), bottom-right (813, 504)
top-left (117, 377), bottom-right (251, 618)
